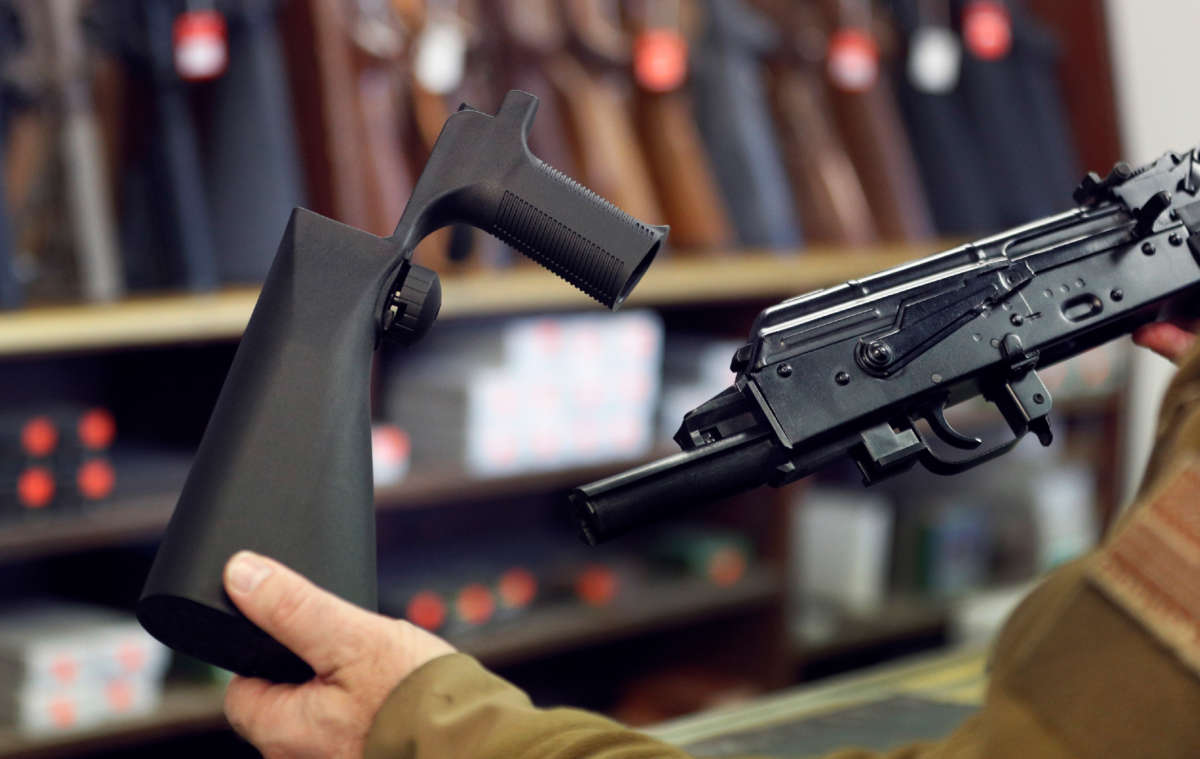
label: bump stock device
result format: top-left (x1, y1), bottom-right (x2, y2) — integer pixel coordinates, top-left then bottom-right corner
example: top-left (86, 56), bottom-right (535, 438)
top-left (138, 90), bottom-right (667, 683)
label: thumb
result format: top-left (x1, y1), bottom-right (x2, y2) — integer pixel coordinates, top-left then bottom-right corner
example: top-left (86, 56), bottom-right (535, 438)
top-left (224, 550), bottom-right (376, 679)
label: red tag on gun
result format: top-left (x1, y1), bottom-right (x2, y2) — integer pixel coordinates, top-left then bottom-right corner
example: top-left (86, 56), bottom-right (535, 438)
top-left (173, 9), bottom-right (228, 81)
top-left (634, 29), bottom-right (689, 93)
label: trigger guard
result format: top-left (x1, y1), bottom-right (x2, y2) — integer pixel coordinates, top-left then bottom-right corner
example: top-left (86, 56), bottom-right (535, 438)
top-left (913, 423), bottom-right (1025, 476)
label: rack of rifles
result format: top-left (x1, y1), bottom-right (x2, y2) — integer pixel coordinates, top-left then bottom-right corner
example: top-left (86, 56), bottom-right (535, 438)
top-left (0, 0), bottom-right (1080, 308)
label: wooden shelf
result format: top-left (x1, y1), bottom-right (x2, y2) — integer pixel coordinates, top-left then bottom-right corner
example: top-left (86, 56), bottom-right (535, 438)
top-left (0, 495), bottom-right (179, 563)
top-left (454, 568), bottom-right (782, 668)
top-left (0, 570), bottom-right (780, 758)
top-left (0, 684), bottom-right (227, 759)
top-left (0, 246), bottom-right (929, 358)
top-left (0, 450), bottom-right (668, 564)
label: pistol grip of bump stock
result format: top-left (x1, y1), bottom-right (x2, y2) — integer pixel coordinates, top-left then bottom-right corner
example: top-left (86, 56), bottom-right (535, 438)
top-left (394, 90), bottom-right (669, 309)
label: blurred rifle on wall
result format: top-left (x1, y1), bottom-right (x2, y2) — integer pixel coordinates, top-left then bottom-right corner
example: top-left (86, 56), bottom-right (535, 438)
top-left (818, 0), bottom-right (934, 242)
top-left (690, 0), bottom-right (801, 250)
top-left (401, 0), bottom-right (510, 269)
top-left (201, 0), bottom-right (306, 283)
top-left (555, 0), bottom-right (664, 226)
top-left (489, 0), bottom-right (578, 179)
top-left (89, 0), bottom-right (220, 291)
top-left (16, 0), bottom-right (124, 301)
top-left (626, 0), bottom-right (733, 251)
top-left (890, 0), bottom-right (1003, 235)
top-left (282, 0), bottom-right (411, 237)
top-left (952, 0), bottom-right (1078, 226)
top-left (753, 0), bottom-right (877, 246)
top-left (347, 0), bottom-right (414, 238)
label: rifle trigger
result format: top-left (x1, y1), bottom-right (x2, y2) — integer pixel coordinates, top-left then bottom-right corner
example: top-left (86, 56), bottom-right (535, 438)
top-left (925, 403), bottom-right (983, 450)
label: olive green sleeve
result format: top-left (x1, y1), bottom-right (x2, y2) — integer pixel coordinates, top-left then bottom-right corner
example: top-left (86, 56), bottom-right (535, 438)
top-left (363, 557), bottom-right (1200, 759)
top-left (363, 652), bottom-right (701, 759)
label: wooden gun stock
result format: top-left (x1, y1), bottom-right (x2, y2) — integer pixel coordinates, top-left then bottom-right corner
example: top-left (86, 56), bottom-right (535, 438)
top-left (627, 0), bottom-right (733, 250)
top-left (350, 1), bottom-right (416, 238)
top-left (283, 0), bottom-right (392, 235)
top-left (752, 0), bottom-right (877, 246)
top-left (817, 0), bottom-right (934, 242)
top-left (555, 0), bottom-right (664, 226)
top-left (489, 0), bottom-right (578, 178)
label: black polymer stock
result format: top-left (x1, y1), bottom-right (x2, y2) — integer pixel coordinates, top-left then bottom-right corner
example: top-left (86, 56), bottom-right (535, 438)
top-left (572, 148), bottom-right (1200, 544)
top-left (138, 90), bottom-right (667, 684)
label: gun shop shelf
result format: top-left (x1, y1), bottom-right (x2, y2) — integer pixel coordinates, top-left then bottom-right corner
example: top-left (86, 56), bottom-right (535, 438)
top-left (0, 450), bottom-right (674, 564)
top-left (0, 569), bottom-right (781, 759)
top-left (0, 683), bottom-right (228, 759)
top-left (0, 246), bottom-right (928, 358)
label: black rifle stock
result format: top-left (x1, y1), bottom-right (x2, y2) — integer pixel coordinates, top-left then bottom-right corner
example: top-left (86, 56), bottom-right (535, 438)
top-left (954, 0), bottom-right (1079, 227)
top-left (205, 0), bottom-right (306, 283)
top-left (690, 0), bottom-right (802, 249)
top-left (89, 0), bottom-right (220, 290)
top-left (146, 0), bottom-right (220, 290)
top-left (573, 148), bottom-right (1200, 542)
top-left (891, 0), bottom-right (1003, 235)
top-left (138, 90), bottom-right (667, 682)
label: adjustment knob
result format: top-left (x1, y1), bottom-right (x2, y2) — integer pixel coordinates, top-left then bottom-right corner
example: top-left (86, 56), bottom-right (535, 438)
top-left (856, 339), bottom-right (895, 375)
top-left (1133, 190), bottom-right (1172, 238)
top-left (382, 264), bottom-right (442, 346)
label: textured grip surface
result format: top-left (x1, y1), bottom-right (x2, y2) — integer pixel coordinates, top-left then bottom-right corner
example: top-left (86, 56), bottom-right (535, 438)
top-left (489, 159), bottom-right (666, 309)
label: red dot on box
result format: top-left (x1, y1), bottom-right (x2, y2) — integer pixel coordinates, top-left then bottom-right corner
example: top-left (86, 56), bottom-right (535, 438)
top-left (456, 584), bottom-right (495, 625)
top-left (78, 409), bottom-right (116, 450)
top-left (78, 459), bottom-right (116, 500)
top-left (498, 568), bottom-right (538, 609)
top-left (406, 591), bottom-right (447, 631)
top-left (21, 417), bottom-right (58, 457)
top-left (18, 468), bottom-right (55, 509)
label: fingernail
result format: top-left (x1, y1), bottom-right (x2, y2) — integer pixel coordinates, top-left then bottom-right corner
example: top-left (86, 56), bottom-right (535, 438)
top-left (228, 552), bottom-right (272, 595)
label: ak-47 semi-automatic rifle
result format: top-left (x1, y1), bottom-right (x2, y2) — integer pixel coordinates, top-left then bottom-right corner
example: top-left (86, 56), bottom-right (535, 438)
top-left (573, 149), bottom-right (1200, 543)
